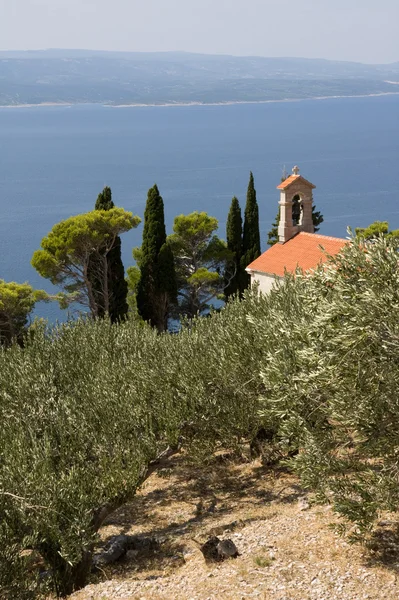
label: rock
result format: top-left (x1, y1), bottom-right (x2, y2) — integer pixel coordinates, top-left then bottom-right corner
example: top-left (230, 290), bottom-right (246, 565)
top-left (93, 535), bottom-right (130, 568)
top-left (200, 536), bottom-right (221, 561)
top-left (200, 536), bottom-right (239, 562)
top-left (298, 497), bottom-right (310, 511)
top-left (93, 533), bottom-right (159, 569)
top-left (217, 538), bottom-right (239, 559)
top-left (128, 534), bottom-right (159, 553)
top-left (125, 549), bottom-right (139, 561)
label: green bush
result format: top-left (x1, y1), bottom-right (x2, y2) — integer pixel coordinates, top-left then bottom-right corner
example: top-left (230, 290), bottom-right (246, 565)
top-left (0, 319), bottom-right (185, 596)
top-left (257, 236), bottom-right (399, 535)
top-left (0, 293), bottom-right (269, 597)
top-left (169, 291), bottom-right (268, 455)
top-left (4, 237), bottom-right (399, 596)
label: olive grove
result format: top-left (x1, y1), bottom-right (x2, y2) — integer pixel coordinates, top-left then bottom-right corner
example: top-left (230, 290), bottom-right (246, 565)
top-left (2, 236), bottom-right (399, 596)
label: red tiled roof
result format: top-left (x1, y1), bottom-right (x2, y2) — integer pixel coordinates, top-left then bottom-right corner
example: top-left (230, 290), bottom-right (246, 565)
top-left (246, 232), bottom-right (348, 277)
top-left (277, 175), bottom-right (316, 190)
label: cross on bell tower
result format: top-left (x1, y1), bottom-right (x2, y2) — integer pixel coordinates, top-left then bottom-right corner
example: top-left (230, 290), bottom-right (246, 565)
top-left (276, 166), bottom-right (316, 244)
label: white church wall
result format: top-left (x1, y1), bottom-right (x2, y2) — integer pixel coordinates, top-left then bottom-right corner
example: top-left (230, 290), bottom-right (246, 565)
top-left (250, 271), bottom-right (282, 294)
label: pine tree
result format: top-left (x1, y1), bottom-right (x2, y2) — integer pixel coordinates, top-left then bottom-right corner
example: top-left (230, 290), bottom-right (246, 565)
top-left (240, 172), bottom-right (261, 291)
top-left (136, 185), bottom-right (177, 331)
top-left (92, 186), bottom-right (129, 322)
top-left (225, 196), bottom-right (243, 299)
top-left (168, 211), bottom-right (231, 318)
top-left (267, 208), bottom-right (280, 246)
top-left (312, 205), bottom-right (324, 232)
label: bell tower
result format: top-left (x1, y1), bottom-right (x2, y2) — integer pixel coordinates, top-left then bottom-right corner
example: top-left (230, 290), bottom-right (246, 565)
top-left (277, 166), bottom-right (316, 244)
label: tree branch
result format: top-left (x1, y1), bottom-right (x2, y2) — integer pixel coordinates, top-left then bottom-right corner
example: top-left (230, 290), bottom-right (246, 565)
top-left (91, 445), bottom-right (180, 532)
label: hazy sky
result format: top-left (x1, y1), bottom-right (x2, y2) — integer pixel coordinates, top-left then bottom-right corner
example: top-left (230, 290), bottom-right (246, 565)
top-left (1, 0), bottom-right (398, 63)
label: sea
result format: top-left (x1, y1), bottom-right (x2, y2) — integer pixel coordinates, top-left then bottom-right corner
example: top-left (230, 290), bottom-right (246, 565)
top-left (1, 95), bottom-right (398, 322)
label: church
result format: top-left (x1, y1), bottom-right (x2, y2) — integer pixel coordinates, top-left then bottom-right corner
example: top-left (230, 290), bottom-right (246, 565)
top-left (246, 166), bottom-right (348, 293)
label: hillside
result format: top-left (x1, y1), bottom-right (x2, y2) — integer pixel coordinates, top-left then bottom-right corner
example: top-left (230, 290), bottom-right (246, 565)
top-left (70, 452), bottom-right (399, 600)
top-left (1, 50), bottom-right (399, 106)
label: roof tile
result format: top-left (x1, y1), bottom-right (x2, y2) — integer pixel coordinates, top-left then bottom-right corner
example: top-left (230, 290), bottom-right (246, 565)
top-left (246, 232), bottom-right (348, 277)
top-left (277, 175), bottom-right (316, 190)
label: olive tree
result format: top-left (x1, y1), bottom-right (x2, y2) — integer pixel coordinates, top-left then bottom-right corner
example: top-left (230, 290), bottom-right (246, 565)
top-left (0, 318), bottom-right (186, 597)
top-left (8, 235), bottom-right (399, 598)
top-left (256, 236), bottom-right (399, 534)
top-left (0, 289), bottom-right (270, 597)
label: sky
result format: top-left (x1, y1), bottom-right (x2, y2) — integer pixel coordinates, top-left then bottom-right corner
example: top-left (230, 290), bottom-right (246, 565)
top-left (0, 0), bottom-right (398, 64)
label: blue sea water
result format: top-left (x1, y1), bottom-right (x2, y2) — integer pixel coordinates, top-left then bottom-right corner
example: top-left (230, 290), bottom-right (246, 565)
top-left (0, 95), bottom-right (398, 321)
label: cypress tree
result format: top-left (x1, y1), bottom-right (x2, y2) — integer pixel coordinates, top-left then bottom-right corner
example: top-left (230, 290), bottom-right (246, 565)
top-left (225, 196), bottom-right (243, 299)
top-left (136, 184), bottom-right (177, 332)
top-left (95, 186), bottom-right (114, 211)
top-left (92, 186), bottom-right (129, 322)
top-left (240, 172), bottom-right (261, 291)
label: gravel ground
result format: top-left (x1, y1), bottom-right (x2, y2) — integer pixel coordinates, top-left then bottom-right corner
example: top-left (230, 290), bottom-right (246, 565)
top-left (70, 453), bottom-right (399, 600)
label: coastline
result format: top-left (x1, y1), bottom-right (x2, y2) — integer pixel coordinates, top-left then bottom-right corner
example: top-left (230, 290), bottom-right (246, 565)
top-left (1, 91), bottom-right (399, 109)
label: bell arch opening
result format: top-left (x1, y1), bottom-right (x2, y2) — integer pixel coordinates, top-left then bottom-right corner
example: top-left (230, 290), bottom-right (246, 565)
top-left (291, 194), bottom-right (303, 227)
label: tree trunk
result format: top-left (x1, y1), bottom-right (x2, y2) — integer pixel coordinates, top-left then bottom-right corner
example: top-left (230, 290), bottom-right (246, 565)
top-left (40, 446), bottom-right (180, 596)
top-left (39, 544), bottom-right (93, 598)
top-left (84, 263), bottom-right (99, 318)
top-left (102, 254), bottom-right (110, 316)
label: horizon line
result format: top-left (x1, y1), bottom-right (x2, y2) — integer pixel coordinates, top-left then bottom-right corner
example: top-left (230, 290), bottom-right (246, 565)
top-left (0, 48), bottom-right (397, 66)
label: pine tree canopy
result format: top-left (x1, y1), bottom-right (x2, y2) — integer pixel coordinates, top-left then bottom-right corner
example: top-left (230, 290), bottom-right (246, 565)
top-left (355, 220), bottom-right (399, 240)
top-left (0, 280), bottom-right (48, 346)
top-left (267, 208), bottom-right (280, 246)
top-left (32, 209), bottom-right (139, 319)
top-left (168, 211), bottom-right (232, 318)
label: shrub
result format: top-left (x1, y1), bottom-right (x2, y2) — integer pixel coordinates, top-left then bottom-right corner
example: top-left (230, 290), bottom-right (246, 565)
top-left (4, 237), bottom-right (398, 596)
top-left (0, 293), bottom-right (269, 596)
top-left (0, 319), bottom-right (184, 596)
top-left (257, 237), bottom-right (399, 535)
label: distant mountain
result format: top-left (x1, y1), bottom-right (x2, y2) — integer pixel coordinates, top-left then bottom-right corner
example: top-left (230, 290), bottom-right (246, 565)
top-left (1, 50), bottom-right (398, 106)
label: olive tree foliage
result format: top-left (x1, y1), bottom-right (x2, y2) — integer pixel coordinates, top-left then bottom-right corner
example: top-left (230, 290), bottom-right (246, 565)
top-left (4, 236), bottom-right (399, 596)
top-left (169, 292), bottom-right (270, 454)
top-left (0, 289), bottom-right (271, 597)
top-left (0, 280), bottom-right (47, 346)
top-left (31, 209), bottom-right (140, 318)
top-left (255, 236), bottom-right (399, 535)
top-left (0, 319), bottom-right (187, 597)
